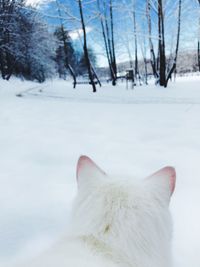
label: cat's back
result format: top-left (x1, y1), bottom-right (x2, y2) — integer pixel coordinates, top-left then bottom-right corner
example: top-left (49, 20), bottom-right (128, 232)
top-left (14, 237), bottom-right (118, 267)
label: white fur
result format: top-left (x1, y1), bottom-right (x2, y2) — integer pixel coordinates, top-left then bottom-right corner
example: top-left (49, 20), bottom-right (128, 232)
top-left (17, 156), bottom-right (175, 267)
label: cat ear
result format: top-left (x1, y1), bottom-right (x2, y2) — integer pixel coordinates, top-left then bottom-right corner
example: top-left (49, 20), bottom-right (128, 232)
top-left (76, 156), bottom-right (106, 187)
top-left (146, 166), bottom-right (176, 203)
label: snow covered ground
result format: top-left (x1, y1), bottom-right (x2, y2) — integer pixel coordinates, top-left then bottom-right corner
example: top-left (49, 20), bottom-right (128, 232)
top-left (0, 76), bottom-right (200, 266)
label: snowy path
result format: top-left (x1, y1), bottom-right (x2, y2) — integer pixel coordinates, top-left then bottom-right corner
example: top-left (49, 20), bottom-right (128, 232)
top-left (19, 79), bottom-right (200, 105)
top-left (21, 91), bottom-right (200, 104)
top-left (0, 77), bottom-right (200, 267)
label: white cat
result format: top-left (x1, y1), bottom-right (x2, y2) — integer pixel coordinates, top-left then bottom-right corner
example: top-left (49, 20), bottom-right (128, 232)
top-left (17, 155), bottom-right (176, 267)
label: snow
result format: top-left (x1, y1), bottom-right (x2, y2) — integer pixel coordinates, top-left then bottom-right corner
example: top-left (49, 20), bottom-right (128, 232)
top-left (0, 76), bottom-right (200, 267)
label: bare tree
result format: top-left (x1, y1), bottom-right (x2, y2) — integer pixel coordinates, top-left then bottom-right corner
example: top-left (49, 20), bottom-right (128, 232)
top-left (133, 1), bottom-right (140, 83)
top-left (78, 0), bottom-right (97, 92)
top-left (165, 0), bottom-right (182, 85)
top-left (158, 0), bottom-right (166, 86)
top-left (154, 0), bottom-right (182, 87)
top-left (139, 26), bottom-right (149, 85)
top-left (110, 0), bottom-right (117, 83)
top-left (198, 0), bottom-right (200, 71)
top-left (56, 0), bottom-right (77, 88)
top-left (97, 0), bottom-right (117, 85)
top-left (146, 0), bottom-right (158, 79)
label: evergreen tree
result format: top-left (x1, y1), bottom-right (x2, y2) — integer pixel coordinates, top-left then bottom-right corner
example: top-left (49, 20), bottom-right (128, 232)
top-left (54, 26), bottom-right (76, 80)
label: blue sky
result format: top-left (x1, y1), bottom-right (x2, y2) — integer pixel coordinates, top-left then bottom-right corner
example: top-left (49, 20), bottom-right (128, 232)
top-left (33, 0), bottom-right (200, 67)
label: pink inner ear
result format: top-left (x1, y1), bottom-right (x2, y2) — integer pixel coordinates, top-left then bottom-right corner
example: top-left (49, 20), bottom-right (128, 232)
top-left (76, 155), bottom-right (106, 181)
top-left (161, 167), bottom-right (176, 195)
top-left (168, 167), bottom-right (176, 195)
top-left (150, 166), bottom-right (176, 195)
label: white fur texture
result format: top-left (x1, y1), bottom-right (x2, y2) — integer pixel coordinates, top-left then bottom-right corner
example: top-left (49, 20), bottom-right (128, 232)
top-left (17, 156), bottom-right (175, 267)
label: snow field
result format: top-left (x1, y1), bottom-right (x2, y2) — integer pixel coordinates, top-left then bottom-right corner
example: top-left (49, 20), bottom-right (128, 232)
top-left (0, 76), bottom-right (200, 266)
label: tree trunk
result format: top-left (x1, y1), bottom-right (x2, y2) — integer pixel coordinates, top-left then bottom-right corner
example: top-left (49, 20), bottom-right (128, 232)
top-left (198, 1), bottom-right (200, 71)
top-left (90, 63), bottom-right (102, 87)
top-left (133, 7), bottom-right (139, 81)
top-left (165, 0), bottom-right (182, 86)
top-left (78, 0), bottom-right (96, 92)
top-left (68, 64), bottom-right (77, 88)
top-left (97, 0), bottom-right (113, 81)
top-left (198, 41), bottom-right (200, 72)
top-left (0, 51), bottom-right (6, 79)
top-left (146, 0), bottom-right (158, 78)
top-left (56, 0), bottom-right (77, 88)
top-left (158, 0), bottom-right (166, 86)
top-left (110, 0), bottom-right (117, 85)
top-left (98, 0), bottom-right (117, 85)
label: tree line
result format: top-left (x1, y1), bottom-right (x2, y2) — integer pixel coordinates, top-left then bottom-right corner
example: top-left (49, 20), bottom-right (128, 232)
top-left (0, 0), bottom-right (96, 83)
top-left (0, 0), bottom-right (200, 91)
top-left (61, 0), bottom-right (200, 91)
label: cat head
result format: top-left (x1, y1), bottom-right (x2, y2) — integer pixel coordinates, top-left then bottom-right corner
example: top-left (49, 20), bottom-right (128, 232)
top-left (75, 155), bottom-right (175, 209)
top-left (71, 155), bottom-right (176, 266)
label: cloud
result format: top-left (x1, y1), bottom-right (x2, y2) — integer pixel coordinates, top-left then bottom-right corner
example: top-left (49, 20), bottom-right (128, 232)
top-left (69, 27), bottom-right (93, 41)
top-left (25, 0), bottom-right (48, 7)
